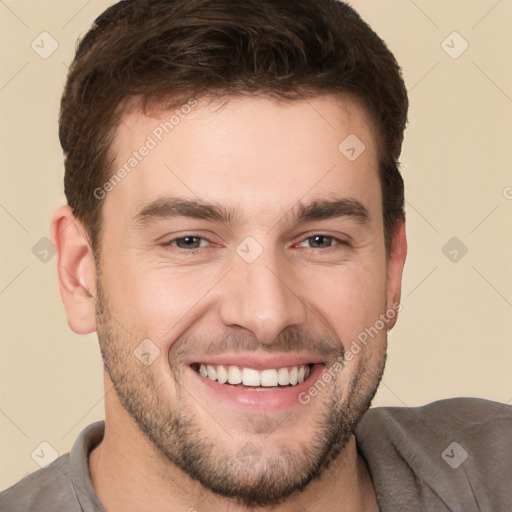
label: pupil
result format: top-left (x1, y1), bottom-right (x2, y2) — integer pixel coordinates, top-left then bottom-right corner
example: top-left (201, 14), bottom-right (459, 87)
top-left (179, 236), bottom-right (199, 249)
top-left (312, 235), bottom-right (329, 248)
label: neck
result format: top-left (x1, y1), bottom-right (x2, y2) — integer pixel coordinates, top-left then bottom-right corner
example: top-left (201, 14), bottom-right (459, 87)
top-left (90, 392), bottom-right (378, 512)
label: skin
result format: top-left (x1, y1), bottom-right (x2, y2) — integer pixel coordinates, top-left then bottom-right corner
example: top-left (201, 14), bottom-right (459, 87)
top-left (51, 94), bottom-right (407, 511)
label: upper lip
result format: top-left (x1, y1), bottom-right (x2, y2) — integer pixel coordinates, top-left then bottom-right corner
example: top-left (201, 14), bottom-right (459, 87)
top-left (185, 354), bottom-right (325, 371)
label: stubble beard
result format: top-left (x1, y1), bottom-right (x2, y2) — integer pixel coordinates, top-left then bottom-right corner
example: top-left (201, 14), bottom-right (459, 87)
top-left (94, 276), bottom-right (386, 507)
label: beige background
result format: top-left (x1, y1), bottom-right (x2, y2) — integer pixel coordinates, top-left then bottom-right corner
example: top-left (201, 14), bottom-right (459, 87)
top-left (1, 0), bottom-right (511, 490)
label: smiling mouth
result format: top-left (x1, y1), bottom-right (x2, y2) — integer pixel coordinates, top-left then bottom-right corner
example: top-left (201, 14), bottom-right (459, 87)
top-left (190, 363), bottom-right (320, 388)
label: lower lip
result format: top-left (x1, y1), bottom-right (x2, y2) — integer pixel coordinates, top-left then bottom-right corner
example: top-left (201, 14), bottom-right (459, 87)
top-left (186, 364), bottom-right (327, 411)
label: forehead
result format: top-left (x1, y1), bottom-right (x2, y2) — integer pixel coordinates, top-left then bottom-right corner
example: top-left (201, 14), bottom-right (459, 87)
top-left (104, 94), bottom-right (382, 228)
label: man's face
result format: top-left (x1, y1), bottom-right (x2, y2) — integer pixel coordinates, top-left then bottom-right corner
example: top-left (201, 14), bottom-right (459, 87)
top-left (94, 95), bottom-right (403, 506)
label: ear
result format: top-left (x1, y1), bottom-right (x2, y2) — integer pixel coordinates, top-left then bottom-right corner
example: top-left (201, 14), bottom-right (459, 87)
top-left (51, 205), bottom-right (97, 335)
top-left (385, 216), bottom-right (407, 330)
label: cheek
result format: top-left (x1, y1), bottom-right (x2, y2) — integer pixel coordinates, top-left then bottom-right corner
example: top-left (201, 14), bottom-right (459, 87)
top-left (303, 261), bottom-right (387, 338)
top-left (101, 240), bottom-right (388, 354)
top-left (110, 261), bottom-right (221, 345)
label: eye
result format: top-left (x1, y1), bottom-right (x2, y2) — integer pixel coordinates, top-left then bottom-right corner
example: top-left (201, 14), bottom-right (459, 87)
top-left (296, 234), bottom-right (346, 249)
top-left (160, 233), bottom-right (347, 255)
top-left (163, 235), bottom-right (211, 251)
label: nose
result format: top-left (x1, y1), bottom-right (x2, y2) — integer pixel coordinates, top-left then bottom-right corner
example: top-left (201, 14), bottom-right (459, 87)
top-left (219, 246), bottom-right (308, 345)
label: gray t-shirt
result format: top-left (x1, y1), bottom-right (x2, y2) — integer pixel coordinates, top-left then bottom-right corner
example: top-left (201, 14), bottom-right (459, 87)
top-left (1, 397), bottom-right (511, 511)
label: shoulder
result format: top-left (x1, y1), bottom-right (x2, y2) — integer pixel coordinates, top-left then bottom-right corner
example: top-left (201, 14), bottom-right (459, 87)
top-left (357, 396), bottom-right (512, 462)
top-left (0, 454), bottom-right (79, 512)
top-left (0, 421), bottom-right (104, 512)
top-left (356, 397), bottom-right (512, 511)
top-left (358, 396), bottom-right (512, 441)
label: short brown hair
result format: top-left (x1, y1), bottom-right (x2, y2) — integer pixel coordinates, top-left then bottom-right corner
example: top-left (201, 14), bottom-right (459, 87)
top-left (59, 0), bottom-right (408, 256)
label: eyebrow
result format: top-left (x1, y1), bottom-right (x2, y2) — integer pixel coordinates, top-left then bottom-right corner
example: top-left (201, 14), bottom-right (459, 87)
top-left (132, 195), bottom-right (370, 229)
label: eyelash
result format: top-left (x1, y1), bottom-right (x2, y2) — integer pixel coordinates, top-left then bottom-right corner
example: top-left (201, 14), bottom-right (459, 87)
top-left (161, 234), bottom-right (349, 254)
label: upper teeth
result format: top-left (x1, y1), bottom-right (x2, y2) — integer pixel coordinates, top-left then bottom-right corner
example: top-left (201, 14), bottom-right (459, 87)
top-left (198, 364), bottom-right (311, 387)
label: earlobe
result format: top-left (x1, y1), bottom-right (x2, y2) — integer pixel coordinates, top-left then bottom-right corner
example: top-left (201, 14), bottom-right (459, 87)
top-left (51, 205), bottom-right (97, 335)
top-left (386, 217), bottom-right (407, 330)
